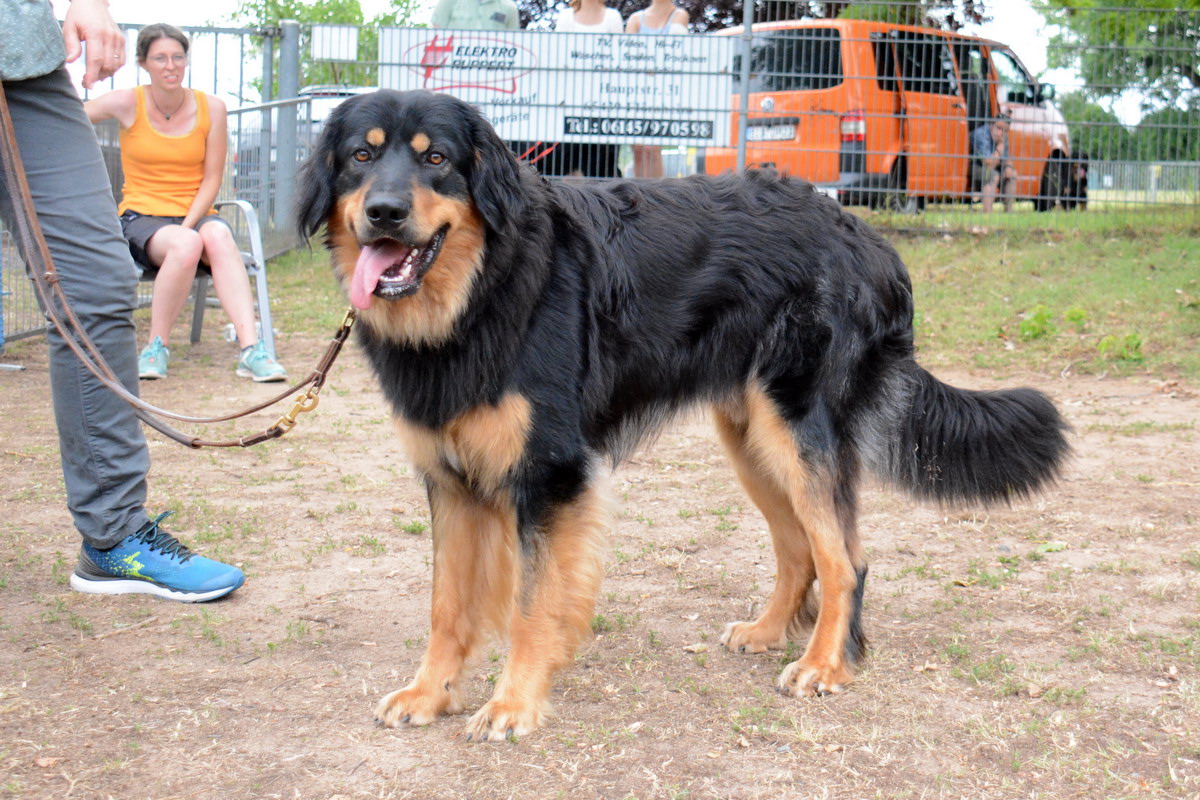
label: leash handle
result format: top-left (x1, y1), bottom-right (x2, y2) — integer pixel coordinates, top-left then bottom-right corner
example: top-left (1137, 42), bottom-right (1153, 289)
top-left (0, 81), bottom-right (354, 448)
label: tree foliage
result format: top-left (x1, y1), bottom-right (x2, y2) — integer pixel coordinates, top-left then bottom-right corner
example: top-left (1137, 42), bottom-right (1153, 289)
top-left (1038, 1), bottom-right (1200, 113)
top-left (1057, 92), bottom-right (1134, 160)
top-left (1133, 107), bottom-right (1200, 162)
top-left (518, 0), bottom-right (990, 33)
top-left (234, 0), bottom-right (422, 86)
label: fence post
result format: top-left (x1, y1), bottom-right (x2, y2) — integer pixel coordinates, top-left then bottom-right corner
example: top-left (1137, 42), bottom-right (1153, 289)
top-left (258, 26), bottom-right (277, 223)
top-left (274, 19), bottom-right (301, 232)
top-left (735, 2), bottom-right (752, 173)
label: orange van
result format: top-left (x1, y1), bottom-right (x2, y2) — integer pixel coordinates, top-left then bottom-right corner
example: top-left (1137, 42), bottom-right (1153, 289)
top-left (699, 19), bottom-right (1072, 211)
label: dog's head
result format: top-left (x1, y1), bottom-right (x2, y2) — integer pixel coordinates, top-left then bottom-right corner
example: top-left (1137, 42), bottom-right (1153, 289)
top-left (296, 90), bottom-right (525, 341)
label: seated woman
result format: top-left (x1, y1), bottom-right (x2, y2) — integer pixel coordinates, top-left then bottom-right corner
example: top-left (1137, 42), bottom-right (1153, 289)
top-left (85, 23), bottom-right (285, 381)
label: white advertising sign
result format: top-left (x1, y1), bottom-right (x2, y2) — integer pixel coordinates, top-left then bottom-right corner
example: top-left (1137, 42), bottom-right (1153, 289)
top-left (377, 28), bottom-right (732, 146)
top-left (310, 24), bottom-right (360, 62)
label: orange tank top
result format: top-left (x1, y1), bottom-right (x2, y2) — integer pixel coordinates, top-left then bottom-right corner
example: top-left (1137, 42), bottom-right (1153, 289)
top-left (118, 86), bottom-right (214, 217)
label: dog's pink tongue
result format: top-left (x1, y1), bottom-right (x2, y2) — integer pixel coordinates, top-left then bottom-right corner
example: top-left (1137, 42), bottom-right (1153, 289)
top-left (351, 243), bottom-right (408, 310)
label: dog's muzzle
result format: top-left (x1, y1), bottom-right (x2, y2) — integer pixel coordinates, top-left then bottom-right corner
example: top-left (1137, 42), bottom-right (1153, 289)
top-left (350, 226), bottom-right (448, 310)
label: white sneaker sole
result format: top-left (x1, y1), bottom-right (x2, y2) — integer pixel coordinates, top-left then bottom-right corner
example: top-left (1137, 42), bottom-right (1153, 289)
top-left (236, 367), bottom-right (287, 383)
top-left (69, 573), bottom-right (239, 603)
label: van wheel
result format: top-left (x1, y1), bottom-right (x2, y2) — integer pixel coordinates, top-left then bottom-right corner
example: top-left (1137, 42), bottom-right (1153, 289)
top-left (1035, 156), bottom-right (1068, 212)
top-left (884, 161), bottom-right (924, 214)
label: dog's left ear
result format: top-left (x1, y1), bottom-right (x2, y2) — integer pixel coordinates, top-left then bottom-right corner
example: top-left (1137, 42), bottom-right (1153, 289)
top-left (462, 104), bottom-right (526, 234)
top-left (295, 116), bottom-right (340, 241)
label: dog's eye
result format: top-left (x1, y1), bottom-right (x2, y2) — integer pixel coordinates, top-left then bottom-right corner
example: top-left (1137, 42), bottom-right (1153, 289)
top-left (352, 149), bottom-right (372, 163)
top-left (426, 151), bottom-right (446, 166)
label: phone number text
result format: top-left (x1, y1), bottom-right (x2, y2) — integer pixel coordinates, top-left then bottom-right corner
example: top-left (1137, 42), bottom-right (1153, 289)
top-left (563, 116), bottom-right (714, 139)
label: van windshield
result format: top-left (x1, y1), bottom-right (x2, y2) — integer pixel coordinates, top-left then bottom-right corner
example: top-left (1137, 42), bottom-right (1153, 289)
top-left (733, 28), bottom-right (842, 92)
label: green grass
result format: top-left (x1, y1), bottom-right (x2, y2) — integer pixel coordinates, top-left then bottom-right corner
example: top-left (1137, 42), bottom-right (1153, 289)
top-left (875, 202), bottom-right (1199, 237)
top-left (266, 244), bottom-right (351, 337)
top-left (267, 222), bottom-right (1200, 381)
top-left (895, 228), bottom-right (1200, 379)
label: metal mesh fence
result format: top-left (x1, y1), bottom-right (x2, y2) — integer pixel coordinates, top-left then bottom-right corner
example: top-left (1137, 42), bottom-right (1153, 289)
top-left (302, 2), bottom-right (1198, 223)
top-left (4, 4), bottom-right (1198, 348)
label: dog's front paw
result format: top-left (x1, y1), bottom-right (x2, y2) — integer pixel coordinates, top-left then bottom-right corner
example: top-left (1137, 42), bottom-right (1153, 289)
top-left (720, 620), bottom-right (788, 654)
top-left (374, 680), bottom-right (463, 728)
top-left (776, 657), bottom-right (854, 698)
top-left (462, 697), bottom-right (546, 742)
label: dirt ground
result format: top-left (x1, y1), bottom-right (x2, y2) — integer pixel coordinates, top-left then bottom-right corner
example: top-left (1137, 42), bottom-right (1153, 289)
top-left (1, 323), bottom-right (1197, 800)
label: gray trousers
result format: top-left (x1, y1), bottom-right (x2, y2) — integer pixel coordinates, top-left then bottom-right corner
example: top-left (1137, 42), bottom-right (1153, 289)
top-left (1, 68), bottom-right (151, 549)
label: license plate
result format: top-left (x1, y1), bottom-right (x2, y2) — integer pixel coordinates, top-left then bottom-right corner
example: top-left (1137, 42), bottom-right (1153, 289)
top-left (747, 123), bottom-right (796, 142)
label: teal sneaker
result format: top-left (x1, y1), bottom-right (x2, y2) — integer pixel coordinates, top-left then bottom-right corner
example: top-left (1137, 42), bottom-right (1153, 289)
top-left (138, 336), bottom-right (169, 380)
top-left (236, 340), bottom-right (287, 383)
top-left (69, 512), bottom-right (244, 602)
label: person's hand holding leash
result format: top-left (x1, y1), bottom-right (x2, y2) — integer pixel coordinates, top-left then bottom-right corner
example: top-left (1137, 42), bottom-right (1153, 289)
top-left (63, 0), bottom-right (126, 88)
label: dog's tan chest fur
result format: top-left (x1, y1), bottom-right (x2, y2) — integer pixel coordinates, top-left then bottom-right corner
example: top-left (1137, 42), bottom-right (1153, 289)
top-left (394, 393), bottom-right (532, 495)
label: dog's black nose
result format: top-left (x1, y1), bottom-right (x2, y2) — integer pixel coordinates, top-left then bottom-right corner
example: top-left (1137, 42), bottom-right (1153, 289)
top-left (365, 195), bottom-right (409, 227)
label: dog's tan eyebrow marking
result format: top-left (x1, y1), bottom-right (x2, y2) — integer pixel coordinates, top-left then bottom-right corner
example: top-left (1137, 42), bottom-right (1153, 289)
top-left (366, 128), bottom-right (386, 147)
top-left (410, 132), bottom-right (431, 154)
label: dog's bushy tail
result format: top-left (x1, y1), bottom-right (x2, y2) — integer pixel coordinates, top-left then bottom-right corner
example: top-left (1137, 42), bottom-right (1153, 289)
top-left (882, 367), bottom-right (1070, 505)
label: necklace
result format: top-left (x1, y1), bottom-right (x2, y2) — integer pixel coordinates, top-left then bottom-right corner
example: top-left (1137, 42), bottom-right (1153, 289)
top-left (149, 89), bottom-right (187, 121)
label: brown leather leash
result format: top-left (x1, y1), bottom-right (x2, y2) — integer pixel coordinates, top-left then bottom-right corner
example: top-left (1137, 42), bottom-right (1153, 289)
top-left (0, 81), bottom-right (354, 448)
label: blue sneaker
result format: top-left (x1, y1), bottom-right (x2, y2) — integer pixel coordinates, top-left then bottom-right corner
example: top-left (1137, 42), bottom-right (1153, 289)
top-left (138, 336), bottom-right (169, 380)
top-left (69, 512), bottom-right (244, 602)
top-left (236, 340), bottom-right (287, 383)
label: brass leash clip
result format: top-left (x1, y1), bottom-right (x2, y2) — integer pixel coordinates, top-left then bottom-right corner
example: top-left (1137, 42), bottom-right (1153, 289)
top-left (270, 307), bottom-right (355, 438)
top-left (274, 388), bottom-right (321, 434)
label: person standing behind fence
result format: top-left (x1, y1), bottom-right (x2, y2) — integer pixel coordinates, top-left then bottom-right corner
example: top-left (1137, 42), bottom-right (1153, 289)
top-left (556, 0), bottom-right (623, 32)
top-left (552, 0), bottom-right (624, 178)
top-left (84, 23), bottom-right (286, 382)
top-left (624, 0), bottom-right (688, 178)
top-left (431, 0), bottom-right (520, 30)
top-left (0, 0), bottom-right (244, 601)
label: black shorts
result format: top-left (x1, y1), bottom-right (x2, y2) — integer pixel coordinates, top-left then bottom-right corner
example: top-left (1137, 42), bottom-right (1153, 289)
top-left (119, 210), bottom-right (232, 274)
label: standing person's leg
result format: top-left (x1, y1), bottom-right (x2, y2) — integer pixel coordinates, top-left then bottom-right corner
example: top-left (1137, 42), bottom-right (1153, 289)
top-left (632, 145), bottom-right (664, 178)
top-left (2, 70), bottom-right (244, 601)
top-left (2, 69), bottom-right (150, 549)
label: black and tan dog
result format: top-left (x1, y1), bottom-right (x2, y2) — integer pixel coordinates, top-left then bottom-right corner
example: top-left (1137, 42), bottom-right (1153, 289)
top-left (296, 89), bottom-right (1069, 741)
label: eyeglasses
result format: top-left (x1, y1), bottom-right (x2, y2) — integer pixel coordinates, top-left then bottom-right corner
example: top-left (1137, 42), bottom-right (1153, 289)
top-left (147, 54), bottom-right (188, 66)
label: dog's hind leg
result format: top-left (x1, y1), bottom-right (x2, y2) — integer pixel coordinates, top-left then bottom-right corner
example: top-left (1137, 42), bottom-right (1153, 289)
top-left (714, 403), bottom-right (816, 654)
top-left (722, 385), bottom-right (869, 696)
top-left (463, 482), bottom-right (607, 742)
top-left (375, 481), bottom-right (518, 728)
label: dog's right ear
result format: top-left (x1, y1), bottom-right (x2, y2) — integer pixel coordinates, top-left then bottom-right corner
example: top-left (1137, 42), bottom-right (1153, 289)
top-left (295, 117), bottom-right (339, 242)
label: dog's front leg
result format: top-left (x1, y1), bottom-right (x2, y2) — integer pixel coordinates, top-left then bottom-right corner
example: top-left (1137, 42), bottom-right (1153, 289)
top-left (376, 481), bottom-right (517, 728)
top-left (463, 483), bottom-right (608, 742)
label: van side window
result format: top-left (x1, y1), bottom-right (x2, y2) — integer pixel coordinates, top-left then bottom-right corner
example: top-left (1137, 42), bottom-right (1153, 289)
top-left (991, 48), bottom-right (1036, 104)
top-left (871, 33), bottom-right (898, 92)
top-left (733, 28), bottom-right (843, 93)
top-left (952, 41), bottom-right (993, 125)
top-left (893, 33), bottom-right (959, 96)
